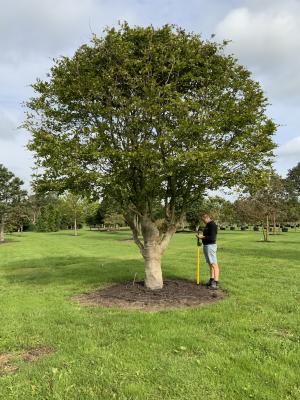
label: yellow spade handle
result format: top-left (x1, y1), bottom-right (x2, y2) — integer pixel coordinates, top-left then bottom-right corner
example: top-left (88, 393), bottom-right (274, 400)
top-left (196, 246), bottom-right (200, 285)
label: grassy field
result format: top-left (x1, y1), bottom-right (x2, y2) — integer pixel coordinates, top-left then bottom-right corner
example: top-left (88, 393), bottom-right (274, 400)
top-left (0, 228), bottom-right (299, 399)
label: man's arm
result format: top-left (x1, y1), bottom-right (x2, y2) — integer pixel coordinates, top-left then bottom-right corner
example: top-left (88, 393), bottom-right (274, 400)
top-left (196, 229), bottom-right (205, 239)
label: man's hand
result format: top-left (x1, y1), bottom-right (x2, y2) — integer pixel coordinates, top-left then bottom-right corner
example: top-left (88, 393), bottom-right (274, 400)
top-left (196, 233), bottom-right (204, 239)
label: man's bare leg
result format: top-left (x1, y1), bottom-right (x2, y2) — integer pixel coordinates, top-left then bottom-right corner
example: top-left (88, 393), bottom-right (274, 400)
top-left (210, 263), bottom-right (219, 281)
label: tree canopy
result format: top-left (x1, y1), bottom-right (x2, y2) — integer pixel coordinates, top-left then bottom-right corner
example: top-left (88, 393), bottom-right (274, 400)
top-left (286, 162), bottom-right (300, 196)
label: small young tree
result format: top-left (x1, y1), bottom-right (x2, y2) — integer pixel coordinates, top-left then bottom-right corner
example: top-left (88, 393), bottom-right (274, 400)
top-left (0, 164), bottom-right (26, 242)
top-left (258, 173), bottom-right (288, 237)
top-left (238, 172), bottom-right (288, 240)
top-left (24, 24), bottom-right (276, 289)
top-left (61, 193), bottom-right (85, 235)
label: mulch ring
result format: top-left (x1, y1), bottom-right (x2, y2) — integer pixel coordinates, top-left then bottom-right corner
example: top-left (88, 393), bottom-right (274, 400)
top-left (72, 279), bottom-right (226, 311)
top-left (0, 346), bottom-right (54, 376)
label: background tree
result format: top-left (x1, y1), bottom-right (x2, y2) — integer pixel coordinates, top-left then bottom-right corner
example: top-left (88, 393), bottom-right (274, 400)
top-left (203, 196), bottom-right (230, 225)
top-left (6, 203), bottom-right (31, 233)
top-left (60, 193), bottom-right (85, 235)
top-left (282, 177), bottom-right (300, 227)
top-left (85, 202), bottom-right (105, 229)
top-left (283, 201), bottom-right (300, 227)
top-left (234, 197), bottom-right (261, 226)
top-left (286, 162), bottom-right (300, 196)
top-left (26, 193), bottom-right (47, 226)
top-left (185, 198), bottom-right (205, 231)
top-left (104, 212), bottom-right (125, 229)
top-left (0, 164), bottom-right (26, 242)
top-left (258, 173), bottom-right (288, 236)
top-left (35, 197), bottom-right (62, 232)
top-left (185, 196), bottom-right (233, 230)
top-left (218, 200), bottom-right (237, 227)
top-left (237, 172), bottom-right (288, 240)
top-left (24, 24), bottom-right (276, 289)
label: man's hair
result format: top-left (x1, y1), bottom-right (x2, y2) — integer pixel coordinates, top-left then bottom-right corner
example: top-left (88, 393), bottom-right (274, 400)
top-left (201, 213), bottom-right (210, 218)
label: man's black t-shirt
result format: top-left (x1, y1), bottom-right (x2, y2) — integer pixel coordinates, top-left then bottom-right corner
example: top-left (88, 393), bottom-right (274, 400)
top-left (202, 221), bottom-right (217, 245)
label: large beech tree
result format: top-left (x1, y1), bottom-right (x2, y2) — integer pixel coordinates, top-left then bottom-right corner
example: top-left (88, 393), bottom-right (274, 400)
top-left (24, 24), bottom-right (276, 289)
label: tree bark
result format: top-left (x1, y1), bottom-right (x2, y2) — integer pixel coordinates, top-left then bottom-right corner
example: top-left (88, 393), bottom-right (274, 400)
top-left (125, 211), bottom-right (177, 290)
top-left (266, 214), bottom-right (269, 242)
top-left (141, 216), bottom-right (177, 290)
top-left (0, 215), bottom-right (5, 242)
top-left (143, 242), bottom-right (163, 289)
top-left (140, 216), bottom-right (163, 289)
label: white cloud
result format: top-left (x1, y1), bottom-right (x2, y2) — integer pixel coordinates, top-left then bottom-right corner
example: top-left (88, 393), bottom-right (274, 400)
top-left (0, 108), bottom-right (20, 141)
top-left (0, 0), bottom-right (138, 65)
top-left (274, 136), bottom-right (300, 176)
top-left (215, 1), bottom-right (300, 101)
top-left (0, 129), bottom-right (32, 189)
top-left (276, 136), bottom-right (300, 157)
top-left (0, 0), bottom-right (93, 63)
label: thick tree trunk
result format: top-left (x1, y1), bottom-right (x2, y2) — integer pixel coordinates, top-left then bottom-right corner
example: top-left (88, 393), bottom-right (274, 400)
top-left (141, 216), bottom-right (176, 290)
top-left (143, 243), bottom-right (163, 289)
top-left (125, 212), bottom-right (177, 290)
top-left (140, 217), bottom-right (163, 289)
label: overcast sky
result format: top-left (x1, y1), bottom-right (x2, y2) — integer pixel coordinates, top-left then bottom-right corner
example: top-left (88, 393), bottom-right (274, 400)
top-left (1, 0), bottom-right (299, 191)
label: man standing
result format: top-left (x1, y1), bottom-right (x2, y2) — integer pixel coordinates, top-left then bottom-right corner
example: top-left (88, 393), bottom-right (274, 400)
top-left (196, 213), bottom-right (219, 289)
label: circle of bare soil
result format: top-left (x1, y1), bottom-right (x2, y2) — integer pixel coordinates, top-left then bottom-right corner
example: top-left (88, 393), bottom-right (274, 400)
top-left (72, 279), bottom-right (226, 311)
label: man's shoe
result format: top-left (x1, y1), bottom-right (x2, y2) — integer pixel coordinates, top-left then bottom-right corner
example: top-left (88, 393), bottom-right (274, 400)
top-left (209, 280), bottom-right (218, 290)
top-left (205, 278), bottom-right (214, 287)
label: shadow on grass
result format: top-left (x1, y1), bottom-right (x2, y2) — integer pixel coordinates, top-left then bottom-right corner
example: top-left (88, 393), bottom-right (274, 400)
top-left (2, 256), bottom-right (144, 287)
top-left (47, 231), bottom-right (134, 243)
top-left (221, 245), bottom-right (300, 261)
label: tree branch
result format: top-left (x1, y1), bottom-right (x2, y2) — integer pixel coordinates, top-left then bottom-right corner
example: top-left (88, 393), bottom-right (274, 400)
top-left (124, 211), bottom-right (144, 251)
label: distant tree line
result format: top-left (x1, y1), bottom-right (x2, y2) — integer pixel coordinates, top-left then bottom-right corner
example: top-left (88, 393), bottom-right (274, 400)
top-left (1, 163), bottom-right (299, 242)
top-left (0, 163), bottom-right (128, 241)
top-left (184, 168), bottom-right (300, 242)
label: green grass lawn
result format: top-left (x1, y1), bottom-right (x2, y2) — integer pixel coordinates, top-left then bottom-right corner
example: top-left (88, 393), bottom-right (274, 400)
top-left (0, 228), bottom-right (299, 399)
